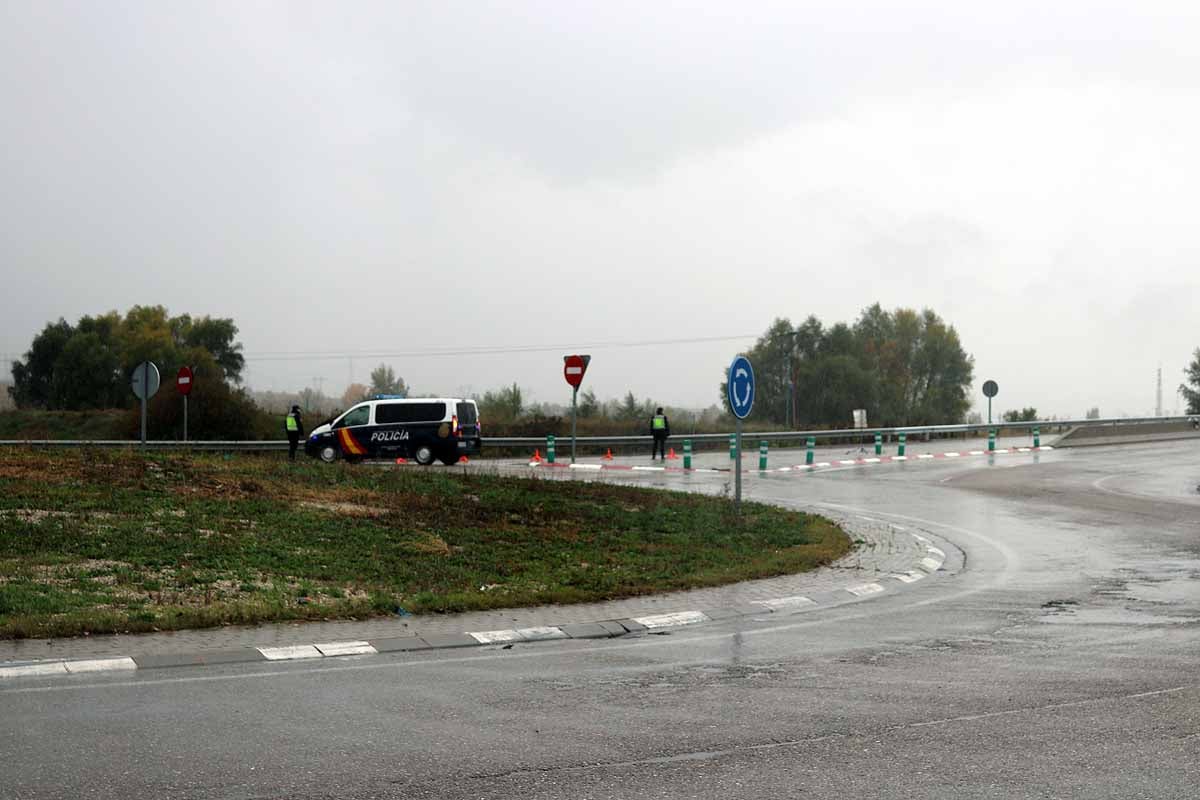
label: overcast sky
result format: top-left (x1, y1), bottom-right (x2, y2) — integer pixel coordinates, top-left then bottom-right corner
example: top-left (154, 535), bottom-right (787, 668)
top-left (3, 1), bottom-right (1197, 418)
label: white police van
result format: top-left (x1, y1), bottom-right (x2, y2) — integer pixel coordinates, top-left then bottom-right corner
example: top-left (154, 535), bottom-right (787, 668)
top-left (305, 397), bottom-right (481, 465)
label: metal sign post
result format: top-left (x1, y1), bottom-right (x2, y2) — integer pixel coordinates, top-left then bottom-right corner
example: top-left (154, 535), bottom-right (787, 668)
top-left (983, 380), bottom-right (999, 425)
top-left (726, 355), bottom-right (756, 515)
top-left (130, 361), bottom-right (161, 446)
top-left (563, 354), bottom-right (591, 465)
top-left (177, 366), bottom-right (194, 442)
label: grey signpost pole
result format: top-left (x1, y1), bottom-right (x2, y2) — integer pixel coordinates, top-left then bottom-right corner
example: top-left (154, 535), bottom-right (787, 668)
top-left (183, 395), bottom-right (188, 443)
top-left (571, 386), bottom-right (578, 465)
top-left (734, 416), bottom-right (743, 514)
top-left (140, 362), bottom-right (149, 446)
top-left (727, 355), bottom-right (755, 517)
top-left (982, 380), bottom-right (999, 426)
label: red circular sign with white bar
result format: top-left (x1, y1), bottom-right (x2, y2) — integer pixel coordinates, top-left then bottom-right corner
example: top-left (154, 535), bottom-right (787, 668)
top-left (176, 366), bottom-right (194, 396)
top-left (563, 354), bottom-right (587, 388)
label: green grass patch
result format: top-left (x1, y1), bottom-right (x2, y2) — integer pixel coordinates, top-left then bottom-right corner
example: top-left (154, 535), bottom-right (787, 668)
top-left (0, 448), bottom-right (850, 638)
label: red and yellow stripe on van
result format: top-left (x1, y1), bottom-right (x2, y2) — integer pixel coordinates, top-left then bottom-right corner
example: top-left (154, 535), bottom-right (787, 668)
top-left (337, 428), bottom-right (367, 457)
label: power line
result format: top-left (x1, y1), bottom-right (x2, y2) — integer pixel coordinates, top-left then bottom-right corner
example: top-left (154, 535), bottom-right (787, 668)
top-left (240, 333), bottom-right (761, 363)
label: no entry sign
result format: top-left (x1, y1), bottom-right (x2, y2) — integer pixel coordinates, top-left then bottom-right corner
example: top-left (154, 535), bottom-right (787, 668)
top-left (177, 366), bottom-right (194, 396)
top-left (563, 354), bottom-right (591, 388)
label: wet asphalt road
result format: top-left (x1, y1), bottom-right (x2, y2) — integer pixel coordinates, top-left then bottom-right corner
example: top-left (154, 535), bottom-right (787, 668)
top-left (3, 441), bottom-right (1199, 799)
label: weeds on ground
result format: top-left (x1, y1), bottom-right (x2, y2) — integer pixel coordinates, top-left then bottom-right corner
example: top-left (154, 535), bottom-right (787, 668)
top-left (0, 448), bottom-right (849, 638)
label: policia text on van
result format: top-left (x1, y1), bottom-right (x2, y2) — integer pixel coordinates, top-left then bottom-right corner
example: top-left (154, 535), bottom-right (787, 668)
top-left (305, 397), bottom-right (481, 465)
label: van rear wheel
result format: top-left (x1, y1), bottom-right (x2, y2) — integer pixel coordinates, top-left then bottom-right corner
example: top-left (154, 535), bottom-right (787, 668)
top-left (414, 445), bottom-right (435, 466)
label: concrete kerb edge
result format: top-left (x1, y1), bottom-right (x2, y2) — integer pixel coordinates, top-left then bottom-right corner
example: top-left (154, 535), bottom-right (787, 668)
top-left (0, 516), bottom-right (961, 681)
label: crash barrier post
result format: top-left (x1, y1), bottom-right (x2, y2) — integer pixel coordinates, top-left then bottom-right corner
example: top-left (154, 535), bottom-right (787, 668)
top-left (1033, 427), bottom-right (1040, 448)
top-left (988, 429), bottom-right (995, 452)
top-left (683, 439), bottom-right (692, 469)
top-left (759, 440), bottom-right (768, 471)
top-left (874, 432), bottom-right (882, 456)
top-left (898, 432), bottom-right (907, 457)
top-left (805, 436), bottom-right (815, 465)
top-left (729, 433), bottom-right (737, 460)
top-left (546, 434), bottom-right (556, 464)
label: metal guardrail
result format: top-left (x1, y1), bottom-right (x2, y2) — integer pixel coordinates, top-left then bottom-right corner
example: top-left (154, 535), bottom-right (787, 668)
top-left (1, 415), bottom-right (1193, 451)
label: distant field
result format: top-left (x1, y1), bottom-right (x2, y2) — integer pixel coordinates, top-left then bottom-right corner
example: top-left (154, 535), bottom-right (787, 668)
top-left (0, 449), bottom-right (849, 638)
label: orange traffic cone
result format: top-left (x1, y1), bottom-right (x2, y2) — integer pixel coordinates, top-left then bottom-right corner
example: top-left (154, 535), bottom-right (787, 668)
top-left (458, 455), bottom-right (469, 464)
top-left (667, 447), bottom-right (679, 460)
top-left (531, 449), bottom-right (542, 463)
top-left (603, 448), bottom-right (614, 460)
top-left (395, 457), bottom-right (407, 465)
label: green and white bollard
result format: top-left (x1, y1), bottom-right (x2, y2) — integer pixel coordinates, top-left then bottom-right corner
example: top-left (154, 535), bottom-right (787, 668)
top-left (759, 440), bottom-right (768, 471)
top-left (874, 432), bottom-right (882, 456)
top-left (729, 433), bottom-right (737, 460)
top-left (806, 436), bottom-right (815, 465)
top-left (683, 439), bottom-right (692, 469)
top-left (988, 429), bottom-right (995, 452)
top-left (1033, 426), bottom-right (1040, 448)
top-left (546, 434), bottom-right (556, 464)
top-left (898, 432), bottom-right (907, 457)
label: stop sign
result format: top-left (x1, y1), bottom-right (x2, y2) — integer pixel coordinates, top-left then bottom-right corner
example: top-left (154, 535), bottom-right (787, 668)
top-left (563, 354), bottom-right (591, 388)
top-left (177, 366), bottom-right (194, 396)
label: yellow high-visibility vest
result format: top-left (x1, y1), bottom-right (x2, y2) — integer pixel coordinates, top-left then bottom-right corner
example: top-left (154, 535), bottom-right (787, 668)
top-left (286, 414), bottom-right (299, 432)
top-left (652, 415), bottom-right (666, 431)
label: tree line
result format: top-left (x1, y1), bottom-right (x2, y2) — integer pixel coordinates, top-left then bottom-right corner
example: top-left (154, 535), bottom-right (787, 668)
top-left (730, 304), bottom-right (975, 428)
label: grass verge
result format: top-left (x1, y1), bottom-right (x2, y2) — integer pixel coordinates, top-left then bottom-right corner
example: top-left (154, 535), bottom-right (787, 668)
top-left (0, 448), bottom-right (850, 638)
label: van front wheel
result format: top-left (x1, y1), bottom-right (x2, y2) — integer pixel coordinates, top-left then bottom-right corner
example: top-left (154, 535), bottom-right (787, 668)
top-left (414, 445), bottom-right (435, 466)
top-left (319, 445), bottom-right (338, 463)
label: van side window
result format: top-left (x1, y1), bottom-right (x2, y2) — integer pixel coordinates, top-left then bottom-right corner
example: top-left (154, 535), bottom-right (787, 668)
top-left (376, 402), bottom-right (447, 424)
top-left (335, 405), bottom-right (371, 428)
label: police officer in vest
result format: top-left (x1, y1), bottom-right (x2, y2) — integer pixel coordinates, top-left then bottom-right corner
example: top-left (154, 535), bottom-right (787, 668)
top-left (285, 405), bottom-right (304, 461)
top-left (650, 407), bottom-right (670, 461)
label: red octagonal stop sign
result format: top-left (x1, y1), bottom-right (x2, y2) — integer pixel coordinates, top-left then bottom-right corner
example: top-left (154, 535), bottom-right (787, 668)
top-left (563, 354), bottom-right (590, 389)
top-left (176, 366), bottom-right (194, 396)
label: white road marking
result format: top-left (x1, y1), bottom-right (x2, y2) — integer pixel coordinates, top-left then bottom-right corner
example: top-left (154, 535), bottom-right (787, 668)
top-left (753, 596), bottom-right (817, 611)
top-left (633, 611), bottom-right (710, 629)
top-left (846, 583), bottom-right (886, 597)
top-left (863, 457), bottom-right (881, 464)
top-left (468, 630), bottom-right (523, 644)
top-left (632, 466), bottom-right (665, 472)
top-left (569, 464), bottom-right (603, 471)
top-left (517, 626), bottom-right (568, 641)
top-left (918, 454), bottom-right (935, 459)
top-left (926, 546), bottom-right (946, 558)
top-left (893, 455), bottom-right (908, 461)
top-left (891, 571), bottom-right (925, 584)
top-left (944, 452), bottom-right (961, 457)
top-left (920, 557), bottom-right (944, 572)
top-left (1017, 447), bottom-right (1031, 452)
top-left (815, 462), bottom-right (831, 467)
top-left (968, 450), bottom-right (984, 456)
top-left (839, 459), bottom-right (858, 465)
top-left (0, 662), bottom-right (69, 679)
top-left (258, 645), bottom-right (323, 661)
top-left (911, 533), bottom-right (931, 543)
top-left (63, 657), bottom-right (138, 674)
top-left (315, 641), bottom-right (377, 657)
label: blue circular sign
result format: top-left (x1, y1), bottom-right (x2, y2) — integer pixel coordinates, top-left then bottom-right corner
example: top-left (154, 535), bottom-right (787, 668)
top-left (727, 355), bottom-right (755, 419)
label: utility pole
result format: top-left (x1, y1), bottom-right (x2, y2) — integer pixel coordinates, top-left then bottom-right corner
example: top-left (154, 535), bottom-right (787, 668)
top-left (1156, 366), bottom-right (1163, 417)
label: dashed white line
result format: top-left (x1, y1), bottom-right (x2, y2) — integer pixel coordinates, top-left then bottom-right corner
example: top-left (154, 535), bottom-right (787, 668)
top-left (634, 611), bottom-right (710, 629)
top-left (258, 645), bottom-right (323, 661)
top-left (753, 596), bottom-right (817, 611)
top-left (315, 641), bottom-right (378, 657)
top-left (846, 583), bottom-right (886, 597)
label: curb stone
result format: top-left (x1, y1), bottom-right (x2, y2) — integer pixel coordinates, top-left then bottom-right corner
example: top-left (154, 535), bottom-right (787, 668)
top-left (0, 528), bottom-right (955, 681)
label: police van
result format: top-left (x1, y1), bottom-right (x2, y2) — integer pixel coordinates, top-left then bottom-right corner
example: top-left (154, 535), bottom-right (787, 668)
top-left (305, 397), bottom-right (481, 465)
